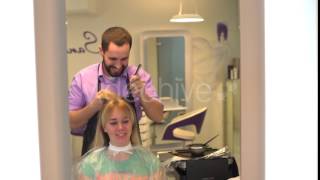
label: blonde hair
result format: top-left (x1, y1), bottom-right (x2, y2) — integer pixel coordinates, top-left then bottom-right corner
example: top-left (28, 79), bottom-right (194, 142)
top-left (92, 94), bottom-right (141, 149)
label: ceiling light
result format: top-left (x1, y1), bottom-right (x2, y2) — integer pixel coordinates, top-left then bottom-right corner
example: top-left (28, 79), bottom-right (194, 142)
top-left (170, 13), bottom-right (204, 23)
top-left (170, 0), bottom-right (204, 23)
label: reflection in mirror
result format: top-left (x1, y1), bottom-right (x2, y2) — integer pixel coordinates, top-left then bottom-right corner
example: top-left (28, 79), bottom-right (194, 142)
top-left (67, 0), bottom-right (243, 178)
top-left (33, 0), bottom-right (266, 179)
top-left (144, 35), bottom-right (186, 106)
top-left (141, 30), bottom-right (240, 167)
top-left (141, 32), bottom-right (192, 148)
top-left (157, 37), bottom-right (185, 106)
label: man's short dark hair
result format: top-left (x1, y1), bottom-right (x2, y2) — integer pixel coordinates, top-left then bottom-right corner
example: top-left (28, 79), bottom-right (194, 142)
top-left (101, 26), bottom-right (132, 52)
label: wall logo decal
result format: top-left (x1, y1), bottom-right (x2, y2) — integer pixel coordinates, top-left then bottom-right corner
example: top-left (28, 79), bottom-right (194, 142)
top-left (67, 31), bottom-right (99, 54)
top-left (217, 22), bottom-right (228, 42)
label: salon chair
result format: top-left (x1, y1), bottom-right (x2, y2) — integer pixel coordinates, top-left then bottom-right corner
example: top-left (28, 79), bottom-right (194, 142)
top-left (162, 107), bottom-right (207, 142)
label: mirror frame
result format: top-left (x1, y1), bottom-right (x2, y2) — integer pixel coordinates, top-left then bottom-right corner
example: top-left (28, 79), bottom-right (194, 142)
top-left (140, 30), bottom-right (192, 109)
top-left (34, 0), bottom-right (265, 179)
top-left (239, 0), bottom-right (265, 179)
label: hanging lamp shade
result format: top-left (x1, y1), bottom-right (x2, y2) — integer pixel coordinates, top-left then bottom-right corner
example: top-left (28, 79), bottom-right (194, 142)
top-left (170, 0), bottom-right (204, 23)
top-left (170, 13), bottom-right (204, 23)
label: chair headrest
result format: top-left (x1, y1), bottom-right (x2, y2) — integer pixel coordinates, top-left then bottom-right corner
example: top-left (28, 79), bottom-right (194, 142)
top-left (169, 107), bottom-right (207, 125)
top-left (163, 107), bottom-right (207, 141)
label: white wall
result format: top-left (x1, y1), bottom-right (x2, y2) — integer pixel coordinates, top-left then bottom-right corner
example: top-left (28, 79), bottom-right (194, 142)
top-left (1, 0), bottom-right (73, 180)
top-left (265, 0), bottom-right (318, 179)
top-left (1, 2), bottom-right (40, 180)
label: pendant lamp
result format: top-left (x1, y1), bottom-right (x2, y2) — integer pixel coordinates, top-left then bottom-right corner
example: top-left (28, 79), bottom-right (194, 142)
top-left (170, 0), bottom-right (204, 23)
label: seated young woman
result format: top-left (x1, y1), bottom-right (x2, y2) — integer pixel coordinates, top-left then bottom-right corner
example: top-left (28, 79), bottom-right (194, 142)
top-left (76, 92), bottom-right (165, 180)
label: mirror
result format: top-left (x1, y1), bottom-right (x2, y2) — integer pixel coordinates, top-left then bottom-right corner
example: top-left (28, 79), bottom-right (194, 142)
top-left (140, 30), bottom-right (191, 109)
top-left (147, 37), bottom-right (186, 105)
top-left (63, 0), bottom-right (264, 179)
top-left (34, 0), bottom-right (264, 179)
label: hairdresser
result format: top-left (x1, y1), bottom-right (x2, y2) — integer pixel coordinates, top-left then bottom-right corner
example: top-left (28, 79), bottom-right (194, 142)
top-left (68, 26), bottom-right (163, 155)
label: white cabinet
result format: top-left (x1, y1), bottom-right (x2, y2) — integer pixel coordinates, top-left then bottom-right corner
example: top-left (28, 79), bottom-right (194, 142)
top-left (225, 79), bottom-right (240, 163)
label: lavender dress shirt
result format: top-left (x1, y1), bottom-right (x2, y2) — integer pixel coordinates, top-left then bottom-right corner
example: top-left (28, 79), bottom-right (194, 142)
top-left (68, 63), bottom-right (160, 134)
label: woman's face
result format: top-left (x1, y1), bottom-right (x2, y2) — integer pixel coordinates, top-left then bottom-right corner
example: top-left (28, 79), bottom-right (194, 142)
top-left (104, 107), bottom-right (133, 147)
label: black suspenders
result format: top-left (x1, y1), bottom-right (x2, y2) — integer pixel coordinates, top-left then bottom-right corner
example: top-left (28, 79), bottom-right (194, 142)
top-left (81, 65), bottom-right (102, 155)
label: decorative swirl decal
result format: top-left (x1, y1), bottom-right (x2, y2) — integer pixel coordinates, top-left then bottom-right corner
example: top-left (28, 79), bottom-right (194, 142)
top-left (67, 30), bottom-right (99, 54)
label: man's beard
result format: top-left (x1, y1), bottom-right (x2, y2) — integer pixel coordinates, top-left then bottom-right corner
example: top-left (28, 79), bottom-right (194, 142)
top-left (103, 60), bottom-right (127, 77)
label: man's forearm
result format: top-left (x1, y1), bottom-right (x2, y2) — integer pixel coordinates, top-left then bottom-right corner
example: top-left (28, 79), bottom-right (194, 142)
top-left (141, 96), bottom-right (164, 122)
top-left (69, 104), bottom-right (99, 129)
